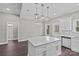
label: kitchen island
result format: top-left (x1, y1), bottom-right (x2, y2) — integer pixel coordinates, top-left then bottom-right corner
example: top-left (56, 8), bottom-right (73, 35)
top-left (28, 36), bottom-right (61, 56)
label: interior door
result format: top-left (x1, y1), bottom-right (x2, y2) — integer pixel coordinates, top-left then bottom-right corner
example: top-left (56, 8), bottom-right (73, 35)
top-left (7, 23), bottom-right (13, 40)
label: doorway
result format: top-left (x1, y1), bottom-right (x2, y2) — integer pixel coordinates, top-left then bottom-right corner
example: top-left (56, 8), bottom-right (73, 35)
top-left (7, 22), bottom-right (19, 41)
top-left (7, 23), bottom-right (13, 40)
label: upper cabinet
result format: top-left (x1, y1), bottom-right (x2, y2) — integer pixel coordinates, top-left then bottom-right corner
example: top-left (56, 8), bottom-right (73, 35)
top-left (49, 16), bottom-right (72, 36)
top-left (60, 16), bottom-right (72, 31)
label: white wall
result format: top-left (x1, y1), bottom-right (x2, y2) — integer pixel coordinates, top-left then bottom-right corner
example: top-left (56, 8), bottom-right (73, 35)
top-left (0, 13), bottom-right (19, 43)
top-left (19, 18), bottom-right (43, 41)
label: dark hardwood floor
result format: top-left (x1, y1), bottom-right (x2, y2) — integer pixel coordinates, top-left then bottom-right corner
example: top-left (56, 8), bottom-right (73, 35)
top-left (0, 40), bottom-right (79, 56)
top-left (0, 40), bottom-right (28, 56)
top-left (61, 47), bottom-right (79, 56)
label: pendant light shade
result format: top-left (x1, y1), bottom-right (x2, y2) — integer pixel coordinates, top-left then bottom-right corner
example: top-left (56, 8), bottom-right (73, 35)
top-left (40, 4), bottom-right (45, 20)
top-left (45, 6), bottom-right (50, 21)
top-left (34, 3), bottom-right (51, 23)
top-left (34, 3), bottom-right (38, 20)
top-left (34, 3), bottom-right (41, 24)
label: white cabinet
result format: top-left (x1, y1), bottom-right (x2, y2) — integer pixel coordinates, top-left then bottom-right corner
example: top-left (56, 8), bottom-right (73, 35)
top-left (71, 37), bottom-right (79, 52)
top-left (28, 36), bottom-right (61, 56)
top-left (28, 40), bottom-right (61, 56)
top-left (47, 40), bottom-right (61, 56)
top-left (35, 44), bottom-right (48, 56)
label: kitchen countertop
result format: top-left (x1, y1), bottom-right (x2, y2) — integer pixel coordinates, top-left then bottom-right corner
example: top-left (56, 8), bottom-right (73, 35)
top-left (61, 35), bottom-right (79, 38)
top-left (28, 36), bottom-right (61, 47)
top-left (61, 35), bottom-right (74, 37)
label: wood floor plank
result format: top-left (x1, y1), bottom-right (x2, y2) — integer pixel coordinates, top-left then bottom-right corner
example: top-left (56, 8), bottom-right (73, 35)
top-left (0, 40), bottom-right (79, 56)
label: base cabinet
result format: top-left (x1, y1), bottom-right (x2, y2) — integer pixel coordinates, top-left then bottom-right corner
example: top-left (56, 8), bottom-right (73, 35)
top-left (71, 37), bottom-right (79, 52)
top-left (28, 40), bottom-right (61, 56)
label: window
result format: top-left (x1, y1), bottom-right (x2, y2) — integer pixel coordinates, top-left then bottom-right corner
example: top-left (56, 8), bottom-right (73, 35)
top-left (47, 25), bottom-right (50, 34)
top-left (76, 21), bottom-right (79, 32)
top-left (54, 25), bottom-right (59, 32)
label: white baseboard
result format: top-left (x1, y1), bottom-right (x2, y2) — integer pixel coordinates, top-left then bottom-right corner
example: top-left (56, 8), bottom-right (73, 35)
top-left (8, 38), bottom-right (18, 40)
top-left (18, 39), bottom-right (28, 42)
top-left (0, 41), bottom-right (8, 45)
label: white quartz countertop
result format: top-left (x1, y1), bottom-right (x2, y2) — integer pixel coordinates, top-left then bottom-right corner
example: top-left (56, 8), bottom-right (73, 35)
top-left (61, 35), bottom-right (74, 37)
top-left (28, 36), bottom-right (61, 47)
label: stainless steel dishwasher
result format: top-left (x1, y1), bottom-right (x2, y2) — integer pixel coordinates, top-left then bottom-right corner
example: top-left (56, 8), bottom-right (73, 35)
top-left (61, 36), bottom-right (71, 49)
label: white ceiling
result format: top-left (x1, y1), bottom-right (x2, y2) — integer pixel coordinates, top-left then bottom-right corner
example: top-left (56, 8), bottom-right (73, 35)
top-left (0, 3), bottom-right (22, 15)
top-left (20, 3), bottom-right (79, 20)
top-left (0, 3), bottom-right (79, 19)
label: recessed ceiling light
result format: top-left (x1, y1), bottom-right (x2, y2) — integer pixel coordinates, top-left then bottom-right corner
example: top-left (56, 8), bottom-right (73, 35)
top-left (6, 8), bottom-right (10, 11)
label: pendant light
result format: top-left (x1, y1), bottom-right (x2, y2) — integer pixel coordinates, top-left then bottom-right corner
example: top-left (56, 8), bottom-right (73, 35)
top-left (34, 3), bottom-right (38, 21)
top-left (53, 4), bottom-right (56, 16)
top-left (34, 3), bottom-right (41, 24)
top-left (45, 6), bottom-right (50, 21)
top-left (40, 4), bottom-right (45, 20)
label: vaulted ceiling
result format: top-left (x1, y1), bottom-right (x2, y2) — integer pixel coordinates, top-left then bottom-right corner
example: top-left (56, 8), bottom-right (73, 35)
top-left (0, 3), bottom-right (79, 19)
top-left (20, 3), bottom-right (79, 20)
top-left (0, 3), bottom-right (22, 15)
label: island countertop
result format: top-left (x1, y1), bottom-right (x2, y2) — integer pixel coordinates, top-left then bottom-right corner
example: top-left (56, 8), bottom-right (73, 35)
top-left (28, 36), bottom-right (61, 47)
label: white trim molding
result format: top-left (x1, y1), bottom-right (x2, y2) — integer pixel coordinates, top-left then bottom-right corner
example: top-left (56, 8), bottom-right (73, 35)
top-left (0, 41), bottom-right (8, 45)
top-left (18, 39), bottom-right (28, 42)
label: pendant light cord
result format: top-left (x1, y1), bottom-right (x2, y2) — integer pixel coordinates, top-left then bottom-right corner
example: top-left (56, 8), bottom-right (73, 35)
top-left (35, 3), bottom-right (38, 16)
top-left (47, 6), bottom-right (49, 17)
top-left (41, 4), bottom-right (44, 17)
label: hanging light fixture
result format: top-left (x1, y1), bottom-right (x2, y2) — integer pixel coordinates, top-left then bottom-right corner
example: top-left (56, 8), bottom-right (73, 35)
top-left (34, 3), bottom-right (41, 24)
top-left (45, 6), bottom-right (50, 21)
top-left (34, 3), bottom-right (38, 21)
top-left (40, 4), bottom-right (45, 20)
top-left (53, 4), bottom-right (56, 16)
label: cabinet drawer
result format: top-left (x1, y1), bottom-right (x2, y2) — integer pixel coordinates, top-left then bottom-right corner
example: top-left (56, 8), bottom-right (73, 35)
top-left (71, 37), bottom-right (79, 52)
top-left (36, 44), bottom-right (48, 55)
top-left (35, 41), bottom-right (61, 56)
top-left (36, 49), bottom-right (48, 56)
top-left (36, 44), bottom-right (47, 51)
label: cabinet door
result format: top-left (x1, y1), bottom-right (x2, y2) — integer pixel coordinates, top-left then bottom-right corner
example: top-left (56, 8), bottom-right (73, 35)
top-left (47, 41), bottom-right (61, 56)
top-left (71, 37), bottom-right (79, 52)
top-left (47, 43), bottom-right (57, 56)
top-left (63, 38), bottom-right (70, 48)
top-left (36, 45), bottom-right (47, 56)
top-left (56, 40), bottom-right (61, 55)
